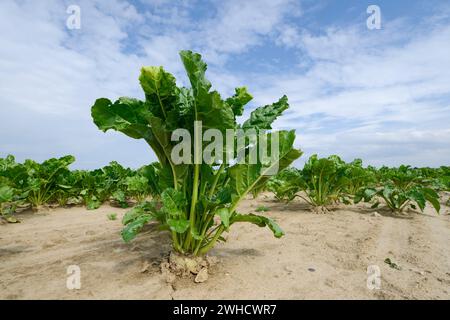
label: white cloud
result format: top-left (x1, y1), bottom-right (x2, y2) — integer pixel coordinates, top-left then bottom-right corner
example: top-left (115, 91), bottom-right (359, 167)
top-left (0, 0), bottom-right (153, 168)
top-left (201, 0), bottom-right (300, 55)
top-left (255, 18), bottom-right (450, 167)
top-left (275, 24), bottom-right (302, 48)
top-left (0, 0), bottom-right (299, 168)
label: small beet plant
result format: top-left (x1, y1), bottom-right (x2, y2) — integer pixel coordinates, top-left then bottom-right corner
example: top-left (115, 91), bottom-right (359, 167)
top-left (91, 50), bottom-right (302, 256)
top-left (355, 165), bottom-right (440, 214)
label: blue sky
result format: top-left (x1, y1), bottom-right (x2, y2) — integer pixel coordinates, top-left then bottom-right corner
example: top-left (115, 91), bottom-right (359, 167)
top-left (0, 0), bottom-right (449, 169)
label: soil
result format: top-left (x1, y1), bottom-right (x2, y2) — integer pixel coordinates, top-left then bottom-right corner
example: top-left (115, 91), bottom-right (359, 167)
top-left (1, 193), bottom-right (449, 299)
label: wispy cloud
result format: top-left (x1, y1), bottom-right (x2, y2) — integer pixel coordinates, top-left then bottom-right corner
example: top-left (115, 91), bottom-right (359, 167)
top-left (249, 13), bottom-right (450, 166)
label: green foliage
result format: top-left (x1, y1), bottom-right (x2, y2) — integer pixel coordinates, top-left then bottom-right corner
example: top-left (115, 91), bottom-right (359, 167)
top-left (355, 165), bottom-right (441, 214)
top-left (267, 157), bottom-right (445, 215)
top-left (0, 155), bottom-right (162, 218)
top-left (25, 156), bottom-right (75, 208)
top-left (125, 176), bottom-right (149, 202)
top-left (342, 159), bottom-right (376, 196)
top-left (0, 150), bottom-right (446, 224)
top-left (0, 185), bottom-right (20, 223)
top-left (107, 213), bottom-right (117, 221)
top-left (297, 155), bottom-right (349, 207)
top-left (255, 205), bottom-right (269, 212)
top-left (0, 155), bottom-right (75, 210)
top-left (91, 50), bottom-right (302, 255)
top-left (267, 167), bottom-right (302, 202)
top-left (384, 258), bottom-right (401, 270)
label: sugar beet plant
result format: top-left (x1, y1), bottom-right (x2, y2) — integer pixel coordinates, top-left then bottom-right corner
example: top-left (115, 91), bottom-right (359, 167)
top-left (296, 155), bottom-right (350, 207)
top-left (267, 155), bottom-right (351, 208)
top-left (266, 167), bottom-right (302, 202)
top-left (91, 50), bottom-right (302, 255)
top-left (267, 156), bottom-right (378, 209)
top-left (355, 165), bottom-right (441, 214)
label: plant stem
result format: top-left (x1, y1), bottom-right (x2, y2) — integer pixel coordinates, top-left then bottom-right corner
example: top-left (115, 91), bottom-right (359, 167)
top-left (184, 163), bottom-right (200, 249)
top-left (171, 231), bottom-right (182, 253)
top-left (199, 225), bottom-right (224, 255)
top-left (208, 163), bottom-right (225, 198)
top-left (192, 213), bottom-right (216, 255)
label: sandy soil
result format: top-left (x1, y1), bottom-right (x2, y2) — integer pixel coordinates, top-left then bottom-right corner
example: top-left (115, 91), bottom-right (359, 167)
top-left (1, 193), bottom-right (449, 300)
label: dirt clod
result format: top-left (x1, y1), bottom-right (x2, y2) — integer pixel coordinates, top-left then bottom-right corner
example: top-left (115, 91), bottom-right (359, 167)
top-left (140, 260), bottom-right (150, 273)
top-left (160, 252), bottom-right (217, 282)
top-left (312, 206), bottom-right (329, 214)
top-left (371, 212), bottom-right (381, 217)
top-left (194, 268), bottom-right (209, 283)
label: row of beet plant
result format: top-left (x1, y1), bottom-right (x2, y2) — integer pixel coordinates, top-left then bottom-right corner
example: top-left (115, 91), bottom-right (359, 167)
top-left (0, 155), bottom-right (161, 222)
top-left (267, 155), bottom-right (448, 214)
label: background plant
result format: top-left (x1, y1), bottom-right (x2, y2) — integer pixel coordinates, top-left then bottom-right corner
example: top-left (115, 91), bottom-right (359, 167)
top-left (267, 167), bottom-right (302, 202)
top-left (342, 159), bottom-right (376, 197)
top-left (91, 50), bottom-right (302, 256)
top-left (0, 155), bottom-right (162, 221)
top-left (355, 165), bottom-right (441, 214)
top-left (296, 155), bottom-right (349, 208)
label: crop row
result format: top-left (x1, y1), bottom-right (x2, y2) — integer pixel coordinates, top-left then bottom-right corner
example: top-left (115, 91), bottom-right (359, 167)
top-left (267, 155), bottom-right (449, 214)
top-left (0, 155), bottom-right (161, 223)
top-left (1, 153), bottom-right (448, 224)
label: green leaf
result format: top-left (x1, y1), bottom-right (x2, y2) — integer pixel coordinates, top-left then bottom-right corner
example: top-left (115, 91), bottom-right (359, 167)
top-left (179, 50), bottom-right (211, 95)
top-left (4, 216), bottom-right (20, 223)
top-left (167, 218), bottom-right (190, 233)
top-left (363, 188), bottom-right (378, 200)
top-left (112, 190), bottom-right (127, 206)
top-left (122, 201), bottom-right (157, 225)
top-left (226, 87), bottom-right (253, 117)
top-left (231, 213), bottom-right (284, 238)
top-left (242, 95), bottom-right (289, 130)
top-left (422, 187), bottom-right (441, 213)
top-left (179, 50), bottom-right (235, 132)
top-left (228, 130), bottom-right (302, 204)
top-left (215, 208), bottom-right (230, 229)
top-left (408, 188), bottom-right (426, 211)
top-left (0, 186), bottom-right (14, 203)
top-left (125, 175), bottom-right (148, 193)
top-left (107, 213), bottom-right (117, 221)
top-left (139, 66), bottom-right (179, 122)
top-left (139, 66), bottom-right (177, 98)
top-left (161, 188), bottom-right (186, 217)
top-left (147, 116), bottom-right (189, 187)
top-left (190, 227), bottom-right (204, 240)
top-left (91, 97), bottom-right (152, 140)
top-left (382, 185), bottom-right (394, 200)
top-left (353, 194), bottom-right (362, 204)
top-left (384, 258), bottom-right (401, 270)
top-left (255, 205), bottom-right (269, 212)
top-left (86, 196), bottom-right (101, 210)
top-left (138, 163), bottom-right (162, 196)
top-left (121, 214), bottom-right (154, 242)
top-left (266, 167), bottom-right (302, 202)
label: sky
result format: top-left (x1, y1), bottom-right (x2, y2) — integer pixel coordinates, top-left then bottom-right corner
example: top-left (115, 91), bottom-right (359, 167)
top-left (0, 0), bottom-right (449, 169)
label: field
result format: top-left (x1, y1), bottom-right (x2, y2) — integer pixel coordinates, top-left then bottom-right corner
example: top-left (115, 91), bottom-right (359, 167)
top-left (1, 193), bottom-right (449, 300)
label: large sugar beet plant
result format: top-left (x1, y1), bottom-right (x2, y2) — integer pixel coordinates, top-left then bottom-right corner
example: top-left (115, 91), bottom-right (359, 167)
top-left (91, 51), bottom-right (301, 256)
